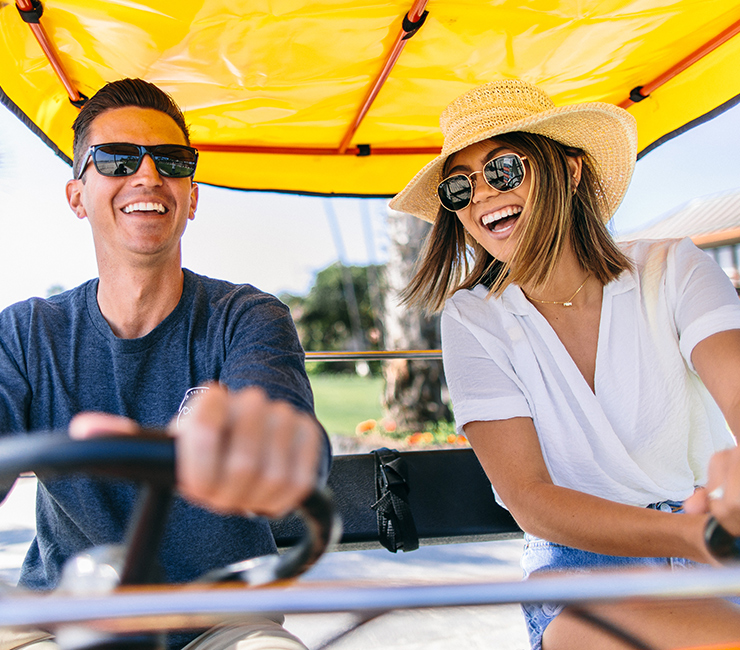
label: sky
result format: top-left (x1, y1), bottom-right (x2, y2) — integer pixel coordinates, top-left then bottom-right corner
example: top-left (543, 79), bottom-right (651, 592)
top-left (1, 99), bottom-right (740, 311)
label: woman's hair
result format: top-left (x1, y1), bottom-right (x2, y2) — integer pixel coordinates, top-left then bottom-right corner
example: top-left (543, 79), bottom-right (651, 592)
top-left (401, 132), bottom-right (633, 312)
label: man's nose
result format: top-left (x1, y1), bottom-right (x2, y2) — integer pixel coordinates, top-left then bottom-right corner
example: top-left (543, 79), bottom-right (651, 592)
top-left (131, 153), bottom-right (163, 184)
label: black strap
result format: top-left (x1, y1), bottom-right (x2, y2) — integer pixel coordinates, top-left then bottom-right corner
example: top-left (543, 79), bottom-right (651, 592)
top-left (370, 448), bottom-right (419, 552)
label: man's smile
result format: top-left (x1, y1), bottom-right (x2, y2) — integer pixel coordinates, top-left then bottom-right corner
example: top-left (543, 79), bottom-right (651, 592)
top-left (121, 201), bottom-right (167, 214)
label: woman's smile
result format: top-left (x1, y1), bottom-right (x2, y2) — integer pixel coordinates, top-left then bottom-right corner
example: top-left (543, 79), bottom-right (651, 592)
top-left (449, 139), bottom-right (532, 258)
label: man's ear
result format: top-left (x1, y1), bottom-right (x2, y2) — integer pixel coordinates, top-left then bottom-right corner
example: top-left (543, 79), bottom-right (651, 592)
top-left (188, 181), bottom-right (199, 221)
top-left (66, 179), bottom-right (87, 220)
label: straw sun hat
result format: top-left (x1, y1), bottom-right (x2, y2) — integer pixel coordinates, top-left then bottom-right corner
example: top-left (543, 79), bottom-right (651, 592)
top-left (389, 79), bottom-right (638, 223)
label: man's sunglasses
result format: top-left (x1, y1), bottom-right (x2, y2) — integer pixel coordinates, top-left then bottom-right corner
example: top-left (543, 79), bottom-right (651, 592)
top-left (437, 152), bottom-right (527, 212)
top-left (76, 143), bottom-right (199, 180)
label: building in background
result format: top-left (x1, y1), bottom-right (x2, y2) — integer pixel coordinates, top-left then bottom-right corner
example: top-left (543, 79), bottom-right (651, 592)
top-left (621, 190), bottom-right (740, 288)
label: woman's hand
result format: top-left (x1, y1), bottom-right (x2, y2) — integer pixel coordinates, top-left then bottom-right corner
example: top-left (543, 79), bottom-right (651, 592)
top-left (685, 448), bottom-right (740, 537)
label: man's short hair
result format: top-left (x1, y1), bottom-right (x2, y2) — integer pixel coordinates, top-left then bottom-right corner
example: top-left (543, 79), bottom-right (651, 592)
top-left (72, 78), bottom-right (190, 179)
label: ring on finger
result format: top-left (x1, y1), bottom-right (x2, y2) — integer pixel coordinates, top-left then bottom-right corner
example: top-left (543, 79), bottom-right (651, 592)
top-left (708, 486), bottom-right (725, 500)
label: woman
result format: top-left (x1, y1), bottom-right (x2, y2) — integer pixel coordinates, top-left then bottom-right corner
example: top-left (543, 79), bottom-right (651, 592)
top-left (389, 79), bottom-right (740, 650)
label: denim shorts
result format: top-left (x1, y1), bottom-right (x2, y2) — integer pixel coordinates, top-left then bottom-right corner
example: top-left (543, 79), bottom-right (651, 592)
top-left (520, 500), bottom-right (697, 650)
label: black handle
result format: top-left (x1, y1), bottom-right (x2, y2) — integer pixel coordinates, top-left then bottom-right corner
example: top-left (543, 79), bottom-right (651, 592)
top-left (705, 515), bottom-right (740, 563)
top-left (0, 431), bottom-right (175, 492)
top-left (0, 432), bottom-right (339, 585)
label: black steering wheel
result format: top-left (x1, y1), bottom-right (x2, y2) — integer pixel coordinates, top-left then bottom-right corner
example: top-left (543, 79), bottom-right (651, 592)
top-left (0, 432), bottom-right (340, 649)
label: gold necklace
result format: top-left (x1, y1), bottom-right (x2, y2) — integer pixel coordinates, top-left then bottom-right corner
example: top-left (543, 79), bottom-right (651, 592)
top-left (526, 277), bottom-right (588, 307)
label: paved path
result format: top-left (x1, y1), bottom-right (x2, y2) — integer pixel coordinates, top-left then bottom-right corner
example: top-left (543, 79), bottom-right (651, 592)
top-left (0, 476), bottom-right (530, 649)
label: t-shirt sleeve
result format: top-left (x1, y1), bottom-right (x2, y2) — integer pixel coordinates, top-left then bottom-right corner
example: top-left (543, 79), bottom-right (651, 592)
top-left (442, 298), bottom-right (531, 434)
top-left (0, 306), bottom-right (33, 435)
top-left (218, 292), bottom-right (331, 482)
top-left (670, 238), bottom-right (740, 369)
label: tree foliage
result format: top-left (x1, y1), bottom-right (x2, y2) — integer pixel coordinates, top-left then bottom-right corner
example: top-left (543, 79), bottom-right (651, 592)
top-left (281, 262), bottom-right (386, 373)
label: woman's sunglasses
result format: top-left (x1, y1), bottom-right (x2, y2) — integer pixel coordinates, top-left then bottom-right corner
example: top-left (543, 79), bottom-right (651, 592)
top-left (437, 152), bottom-right (527, 212)
top-left (75, 143), bottom-right (199, 180)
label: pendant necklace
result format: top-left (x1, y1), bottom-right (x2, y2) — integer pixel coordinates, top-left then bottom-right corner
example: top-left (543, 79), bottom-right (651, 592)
top-left (526, 277), bottom-right (589, 308)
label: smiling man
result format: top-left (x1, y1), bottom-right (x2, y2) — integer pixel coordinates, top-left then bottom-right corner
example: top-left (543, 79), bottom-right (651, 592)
top-left (0, 78), bottom-right (328, 650)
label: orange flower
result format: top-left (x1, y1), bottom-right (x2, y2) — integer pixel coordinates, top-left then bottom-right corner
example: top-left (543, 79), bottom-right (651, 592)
top-left (381, 417), bottom-right (397, 433)
top-left (407, 432), bottom-right (424, 445)
top-left (421, 432), bottom-right (434, 444)
top-left (447, 434), bottom-right (457, 444)
top-left (355, 419), bottom-right (377, 435)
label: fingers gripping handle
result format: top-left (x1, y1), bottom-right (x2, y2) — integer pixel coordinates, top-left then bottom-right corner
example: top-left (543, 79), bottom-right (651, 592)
top-left (0, 432), bottom-right (339, 586)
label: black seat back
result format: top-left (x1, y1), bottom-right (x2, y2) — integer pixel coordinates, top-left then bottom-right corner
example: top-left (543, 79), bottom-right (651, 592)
top-left (271, 447), bottom-right (521, 551)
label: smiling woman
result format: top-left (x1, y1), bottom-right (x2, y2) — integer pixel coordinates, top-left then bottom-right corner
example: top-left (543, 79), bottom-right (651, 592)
top-left (395, 81), bottom-right (635, 313)
top-left (389, 78), bottom-right (740, 650)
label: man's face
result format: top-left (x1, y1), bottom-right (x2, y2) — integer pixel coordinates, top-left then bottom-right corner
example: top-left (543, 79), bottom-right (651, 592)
top-left (66, 106), bottom-right (198, 266)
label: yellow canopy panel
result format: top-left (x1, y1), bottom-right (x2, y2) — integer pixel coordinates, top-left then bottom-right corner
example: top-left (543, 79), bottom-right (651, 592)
top-left (1, 0), bottom-right (739, 196)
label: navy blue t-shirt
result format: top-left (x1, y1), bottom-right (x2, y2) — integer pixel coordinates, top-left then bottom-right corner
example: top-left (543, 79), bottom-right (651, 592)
top-left (0, 269), bottom-right (326, 592)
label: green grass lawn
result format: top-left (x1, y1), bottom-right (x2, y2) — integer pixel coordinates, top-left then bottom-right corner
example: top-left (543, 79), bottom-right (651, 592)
top-left (309, 373), bottom-right (384, 435)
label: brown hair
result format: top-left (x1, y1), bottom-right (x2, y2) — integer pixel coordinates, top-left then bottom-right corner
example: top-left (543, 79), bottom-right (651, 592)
top-left (401, 132), bottom-right (632, 312)
top-left (72, 78), bottom-right (190, 179)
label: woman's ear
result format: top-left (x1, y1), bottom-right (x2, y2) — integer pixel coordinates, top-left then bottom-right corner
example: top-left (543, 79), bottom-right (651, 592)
top-left (567, 155), bottom-right (583, 192)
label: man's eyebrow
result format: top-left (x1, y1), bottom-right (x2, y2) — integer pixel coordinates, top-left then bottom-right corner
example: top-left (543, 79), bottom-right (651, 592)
top-left (446, 146), bottom-right (510, 175)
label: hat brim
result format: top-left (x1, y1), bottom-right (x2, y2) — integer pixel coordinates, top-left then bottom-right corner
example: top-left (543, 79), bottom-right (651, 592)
top-left (389, 102), bottom-right (637, 223)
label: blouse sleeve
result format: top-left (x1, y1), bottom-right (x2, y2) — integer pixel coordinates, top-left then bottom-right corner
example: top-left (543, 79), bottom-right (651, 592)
top-left (670, 238), bottom-right (740, 369)
top-left (441, 297), bottom-right (531, 433)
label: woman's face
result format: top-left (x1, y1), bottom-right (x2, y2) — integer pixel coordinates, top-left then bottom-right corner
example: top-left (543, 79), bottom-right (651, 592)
top-left (446, 139), bottom-right (532, 263)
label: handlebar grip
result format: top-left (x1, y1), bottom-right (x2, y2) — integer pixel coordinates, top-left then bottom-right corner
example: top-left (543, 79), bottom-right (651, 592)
top-left (0, 431), bottom-right (175, 490)
top-left (0, 432), bottom-right (340, 585)
top-left (705, 516), bottom-right (740, 563)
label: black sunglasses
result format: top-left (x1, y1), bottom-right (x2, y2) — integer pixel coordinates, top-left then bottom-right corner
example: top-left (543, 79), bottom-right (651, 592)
top-left (76, 143), bottom-right (199, 180)
top-left (437, 152), bottom-right (527, 212)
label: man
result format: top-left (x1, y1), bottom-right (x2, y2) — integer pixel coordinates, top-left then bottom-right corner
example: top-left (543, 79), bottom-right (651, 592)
top-left (0, 78), bottom-right (328, 649)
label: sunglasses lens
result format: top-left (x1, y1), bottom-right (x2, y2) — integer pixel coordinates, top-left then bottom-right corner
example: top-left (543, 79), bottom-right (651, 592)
top-left (438, 175), bottom-right (473, 211)
top-left (94, 144), bottom-right (142, 177)
top-left (484, 154), bottom-right (525, 192)
top-left (152, 146), bottom-right (198, 178)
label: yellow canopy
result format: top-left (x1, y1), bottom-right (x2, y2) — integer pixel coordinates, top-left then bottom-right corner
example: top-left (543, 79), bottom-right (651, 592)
top-left (1, 0), bottom-right (739, 196)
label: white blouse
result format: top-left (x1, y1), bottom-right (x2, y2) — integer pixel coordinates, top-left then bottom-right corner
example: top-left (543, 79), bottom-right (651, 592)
top-left (442, 238), bottom-right (740, 508)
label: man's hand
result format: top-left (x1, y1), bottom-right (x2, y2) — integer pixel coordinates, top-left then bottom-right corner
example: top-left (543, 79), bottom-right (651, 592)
top-left (69, 384), bottom-right (323, 518)
top-left (685, 448), bottom-right (740, 537)
top-left (175, 384), bottom-right (322, 518)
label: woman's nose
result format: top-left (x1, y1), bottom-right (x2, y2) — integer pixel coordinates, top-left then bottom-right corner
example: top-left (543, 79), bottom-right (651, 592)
top-left (470, 170), bottom-right (498, 203)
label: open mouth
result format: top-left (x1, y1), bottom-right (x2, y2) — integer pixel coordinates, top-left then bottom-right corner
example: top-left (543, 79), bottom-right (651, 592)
top-left (481, 206), bottom-right (523, 232)
top-left (122, 201), bottom-right (167, 215)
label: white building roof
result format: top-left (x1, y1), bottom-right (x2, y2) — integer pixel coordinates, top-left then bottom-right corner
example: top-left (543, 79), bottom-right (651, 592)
top-left (619, 190), bottom-right (740, 246)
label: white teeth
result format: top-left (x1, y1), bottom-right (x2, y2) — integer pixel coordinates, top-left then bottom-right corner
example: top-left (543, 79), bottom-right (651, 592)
top-left (122, 202), bottom-right (166, 214)
top-left (481, 205), bottom-right (522, 226)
